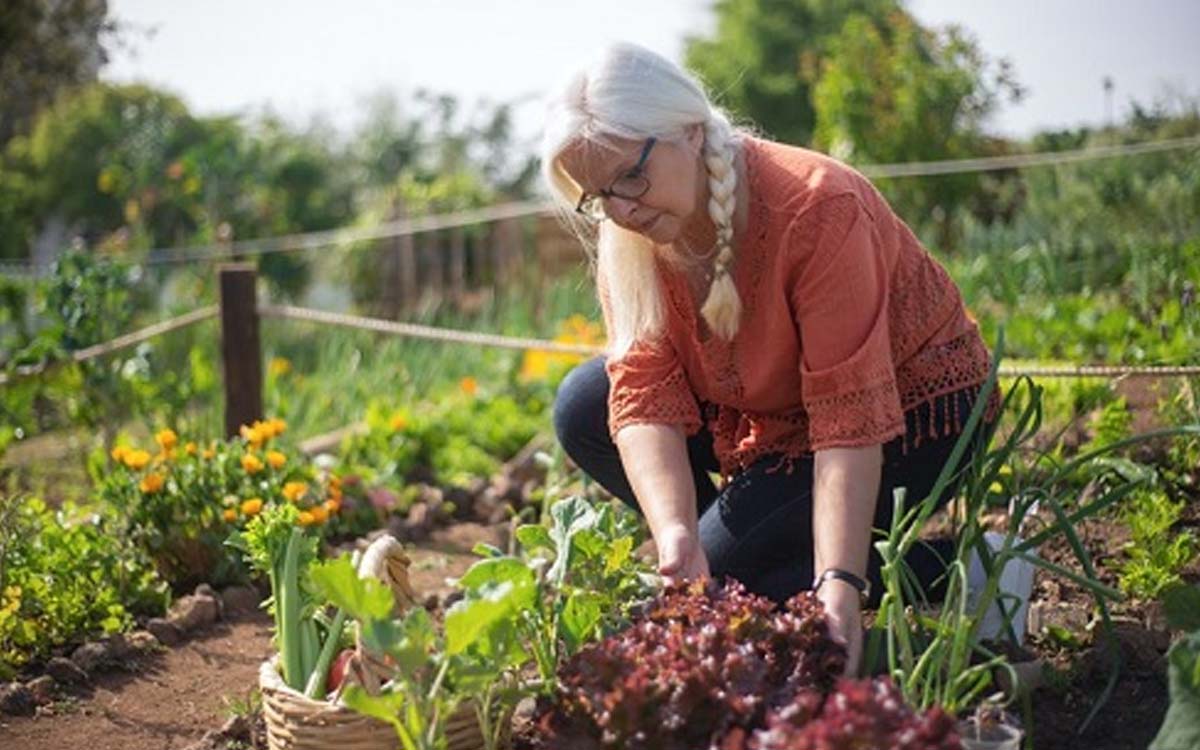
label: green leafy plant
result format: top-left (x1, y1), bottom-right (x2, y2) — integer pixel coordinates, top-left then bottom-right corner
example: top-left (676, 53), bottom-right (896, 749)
top-left (1118, 488), bottom-right (1198, 599)
top-left (0, 491), bottom-right (168, 677)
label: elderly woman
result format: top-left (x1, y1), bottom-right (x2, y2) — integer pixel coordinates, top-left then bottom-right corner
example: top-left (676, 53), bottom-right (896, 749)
top-left (541, 42), bottom-right (997, 672)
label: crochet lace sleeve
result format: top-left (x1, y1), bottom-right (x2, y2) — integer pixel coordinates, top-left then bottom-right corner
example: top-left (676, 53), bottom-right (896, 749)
top-left (787, 194), bottom-right (905, 450)
top-left (596, 269), bottom-right (701, 442)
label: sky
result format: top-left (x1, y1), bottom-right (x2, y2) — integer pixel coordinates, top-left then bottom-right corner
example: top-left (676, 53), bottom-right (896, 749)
top-left (102, 0), bottom-right (1200, 149)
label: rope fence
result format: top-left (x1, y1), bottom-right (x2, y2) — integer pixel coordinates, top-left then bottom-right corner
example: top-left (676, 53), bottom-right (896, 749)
top-left (3, 302), bottom-right (1199, 390)
top-left (5, 134), bottom-right (1198, 273)
top-left (0, 305), bottom-right (219, 386)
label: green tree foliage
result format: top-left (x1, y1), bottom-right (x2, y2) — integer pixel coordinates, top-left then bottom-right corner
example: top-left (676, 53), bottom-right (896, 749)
top-left (811, 11), bottom-right (1022, 250)
top-left (0, 0), bottom-right (112, 145)
top-left (685, 1), bottom-right (1023, 251)
top-left (684, 0), bottom-right (898, 145)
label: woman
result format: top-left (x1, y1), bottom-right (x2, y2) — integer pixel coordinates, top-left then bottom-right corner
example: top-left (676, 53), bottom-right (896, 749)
top-left (541, 42), bottom-right (997, 673)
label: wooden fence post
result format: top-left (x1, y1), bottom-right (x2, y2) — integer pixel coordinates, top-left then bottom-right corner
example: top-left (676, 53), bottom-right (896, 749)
top-left (448, 226), bottom-right (466, 307)
top-left (219, 264), bottom-right (263, 439)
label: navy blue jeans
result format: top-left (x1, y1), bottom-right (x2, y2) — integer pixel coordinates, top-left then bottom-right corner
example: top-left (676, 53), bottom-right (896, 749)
top-left (553, 357), bottom-right (989, 606)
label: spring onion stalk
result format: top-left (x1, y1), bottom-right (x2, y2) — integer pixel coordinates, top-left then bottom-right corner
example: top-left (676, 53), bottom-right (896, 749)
top-left (279, 527), bottom-right (305, 690)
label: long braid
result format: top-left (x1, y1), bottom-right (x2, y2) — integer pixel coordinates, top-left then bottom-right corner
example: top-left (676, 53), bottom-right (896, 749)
top-left (699, 114), bottom-right (742, 340)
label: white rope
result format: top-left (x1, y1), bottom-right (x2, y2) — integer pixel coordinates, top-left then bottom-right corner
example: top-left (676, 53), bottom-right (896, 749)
top-left (257, 304), bottom-right (606, 357)
top-left (859, 134), bottom-right (1200, 178)
top-left (3, 303), bottom-right (1196, 392)
top-left (7, 135), bottom-right (1197, 273)
top-left (0, 306), bottom-right (219, 385)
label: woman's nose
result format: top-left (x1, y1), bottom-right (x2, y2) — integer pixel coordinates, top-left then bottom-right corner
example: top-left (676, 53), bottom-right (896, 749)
top-left (604, 195), bottom-right (642, 225)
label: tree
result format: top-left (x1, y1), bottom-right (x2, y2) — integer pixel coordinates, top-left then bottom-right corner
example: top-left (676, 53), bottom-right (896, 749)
top-left (685, 1), bottom-right (1023, 251)
top-left (0, 0), bottom-right (114, 146)
top-left (811, 10), bottom-right (1023, 249)
top-left (684, 0), bottom-right (898, 144)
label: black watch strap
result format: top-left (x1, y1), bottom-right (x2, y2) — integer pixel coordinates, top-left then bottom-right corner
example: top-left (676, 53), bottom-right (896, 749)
top-left (812, 568), bottom-right (870, 605)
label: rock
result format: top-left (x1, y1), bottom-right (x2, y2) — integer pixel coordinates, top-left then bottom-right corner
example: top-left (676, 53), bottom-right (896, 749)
top-left (405, 502), bottom-right (433, 540)
top-left (168, 594), bottom-right (220, 633)
top-left (146, 617), bottom-right (184, 646)
top-left (219, 714), bottom-right (251, 741)
top-left (220, 585), bottom-right (261, 615)
top-left (45, 657), bottom-right (88, 685)
top-left (26, 675), bottom-right (55, 706)
top-left (195, 582), bottom-right (219, 600)
top-left (416, 483), bottom-right (444, 510)
top-left (70, 641), bottom-right (111, 673)
top-left (503, 436), bottom-right (550, 486)
top-left (0, 682), bottom-right (35, 716)
top-left (108, 630), bottom-right (160, 662)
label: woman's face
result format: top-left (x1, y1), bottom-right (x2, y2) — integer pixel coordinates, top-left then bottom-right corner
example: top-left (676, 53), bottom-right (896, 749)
top-left (559, 127), bottom-right (706, 245)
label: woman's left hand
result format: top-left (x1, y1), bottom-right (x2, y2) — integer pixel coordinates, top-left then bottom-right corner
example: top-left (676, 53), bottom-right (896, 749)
top-left (816, 580), bottom-right (863, 676)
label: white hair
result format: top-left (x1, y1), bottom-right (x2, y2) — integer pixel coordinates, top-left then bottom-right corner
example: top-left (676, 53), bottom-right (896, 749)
top-left (540, 42), bottom-right (745, 356)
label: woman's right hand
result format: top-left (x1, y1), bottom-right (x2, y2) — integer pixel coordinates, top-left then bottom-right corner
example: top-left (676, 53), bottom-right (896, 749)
top-left (656, 525), bottom-right (710, 585)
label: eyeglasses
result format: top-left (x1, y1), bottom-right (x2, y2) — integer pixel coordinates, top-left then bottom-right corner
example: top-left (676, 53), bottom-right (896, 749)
top-left (574, 137), bottom-right (657, 222)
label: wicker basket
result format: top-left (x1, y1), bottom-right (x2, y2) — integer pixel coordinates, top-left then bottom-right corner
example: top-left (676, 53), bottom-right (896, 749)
top-left (259, 657), bottom-right (500, 750)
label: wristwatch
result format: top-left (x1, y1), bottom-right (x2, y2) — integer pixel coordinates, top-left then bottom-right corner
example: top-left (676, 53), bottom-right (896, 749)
top-left (812, 568), bottom-right (871, 606)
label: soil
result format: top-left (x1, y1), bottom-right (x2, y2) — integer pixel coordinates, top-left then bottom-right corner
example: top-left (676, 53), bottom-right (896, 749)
top-left (1020, 492), bottom-right (1199, 750)
top-left (0, 529), bottom-right (495, 750)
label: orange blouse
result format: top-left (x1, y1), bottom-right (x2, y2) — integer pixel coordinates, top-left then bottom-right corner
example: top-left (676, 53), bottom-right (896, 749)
top-left (602, 137), bottom-right (994, 478)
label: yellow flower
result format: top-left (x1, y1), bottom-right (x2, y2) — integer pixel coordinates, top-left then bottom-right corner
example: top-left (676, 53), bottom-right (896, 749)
top-left (998, 464), bottom-right (1013, 476)
top-left (241, 498), bottom-right (264, 516)
top-left (519, 349), bottom-right (551, 382)
top-left (111, 445), bottom-right (129, 463)
top-left (139, 472), bottom-right (165, 493)
top-left (240, 423), bottom-right (266, 447)
top-left (155, 428), bottom-right (178, 452)
top-left (328, 474), bottom-right (342, 490)
top-left (222, 508), bottom-right (238, 523)
top-left (327, 486), bottom-right (343, 503)
top-left (282, 481), bottom-right (308, 503)
top-left (268, 417), bottom-right (287, 436)
top-left (309, 505), bottom-right (329, 525)
top-left (389, 413), bottom-right (407, 432)
top-left (266, 450), bottom-right (287, 469)
top-left (459, 376), bottom-right (478, 396)
top-left (988, 481), bottom-right (1005, 494)
top-left (123, 449), bottom-right (151, 470)
top-left (241, 453), bottom-right (264, 474)
top-left (184, 441), bottom-right (197, 456)
top-left (269, 357), bottom-right (292, 377)
top-left (324, 498), bottom-right (341, 514)
top-left (201, 447), bottom-right (216, 460)
top-left (297, 511), bottom-right (316, 527)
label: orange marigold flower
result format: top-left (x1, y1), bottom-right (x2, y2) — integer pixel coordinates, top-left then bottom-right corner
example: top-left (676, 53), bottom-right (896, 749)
top-left (111, 445), bottom-right (129, 462)
top-left (328, 474), bottom-right (342, 490)
top-left (297, 511), bottom-right (316, 527)
top-left (323, 498), bottom-right (341, 514)
top-left (240, 422), bottom-right (266, 447)
top-left (327, 486), bottom-right (343, 503)
top-left (268, 417), bottom-right (287, 436)
top-left (155, 428), bottom-right (178, 452)
top-left (266, 450), bottom-right (286, 469)
top-left (201, 447), bottom-right (216, 460)
top-left (241, 497), bottom-right (264, 516)
top-left (459, 376), bottom-right (478, 396)
top-left (139, 472), bottom-right (165, 493)
top-left (185, 441), bottom-right (197, 456)
top-left (222, 508), bottom-right (238, 523)
top-left (309, 505), bottom-right (329, 524)
top-left (389, 414), bottom-right (407, 432)
top-left (241, 453), bottom-right (265, 474)
top-left (282, 481), bottom-right (308, 503)
top-left (123, 449), bottom-right (152, 470)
